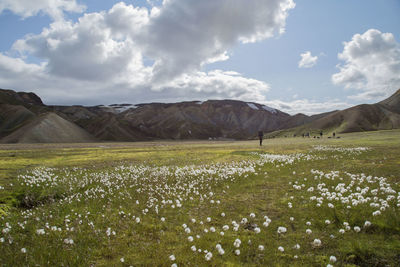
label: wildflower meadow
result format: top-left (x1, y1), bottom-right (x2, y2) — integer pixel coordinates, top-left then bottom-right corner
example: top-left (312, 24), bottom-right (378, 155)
top-left (0, 130), bottom-right (399, 266)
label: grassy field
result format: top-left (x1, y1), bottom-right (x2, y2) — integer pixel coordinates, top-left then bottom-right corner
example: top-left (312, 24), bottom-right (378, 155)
top-left (0, 130), bottom-right (399, 266)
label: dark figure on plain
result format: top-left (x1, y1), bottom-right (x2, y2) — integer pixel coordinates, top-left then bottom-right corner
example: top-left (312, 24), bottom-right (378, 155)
top-left (258, 131), bottom-right (263, 146)
top-left (320, 131), bottom-right (323, 138)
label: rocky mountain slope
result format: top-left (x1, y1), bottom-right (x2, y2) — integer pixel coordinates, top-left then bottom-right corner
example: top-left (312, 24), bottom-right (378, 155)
top-left (0, 88), bottom-right (399, 143)
top-left (1, 113), bottom-right (95, 143)
top-left (268, 89), bottom-right (400, 137)
top-left (53, 100), bottom-right (299, 141)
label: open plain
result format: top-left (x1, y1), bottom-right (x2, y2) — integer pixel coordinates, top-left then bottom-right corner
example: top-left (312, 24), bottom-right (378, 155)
top-left (0, 130), bottom-right (399, 266)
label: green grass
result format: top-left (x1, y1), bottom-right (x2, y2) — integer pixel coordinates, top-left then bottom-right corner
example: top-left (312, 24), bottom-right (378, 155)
top-left (0, 130), bottom-right (399, 266)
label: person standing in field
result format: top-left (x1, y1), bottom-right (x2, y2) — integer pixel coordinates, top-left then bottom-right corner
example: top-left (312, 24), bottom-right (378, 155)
top-left (258, 131), bottom-right (263, 146)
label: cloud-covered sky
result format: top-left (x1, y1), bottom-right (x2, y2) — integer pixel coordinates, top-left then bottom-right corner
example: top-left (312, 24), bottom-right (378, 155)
top-left (0, 0), bottom-right (399, 114)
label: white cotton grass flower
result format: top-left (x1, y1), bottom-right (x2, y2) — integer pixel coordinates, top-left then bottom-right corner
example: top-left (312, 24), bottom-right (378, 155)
top-left (312, 239), bottom-right (322, 247)
top-left (339, 229), bottom-right (345, 234)
top-left (290, 217), bottom-right (294, 221)
top-left (364, 221), bottom-right (371, 227)
top-left (161, 217), bottom-right (165, 222)
top-left (306, 221), bottom-right (311, 226)
top-left (221, 212), bottom-right (225, 217)
top-left (329, 255), bottom-right (337, 263)
top-left (220, 231), bottom-right (224, 236)
top-left (191, 245), bottom-right (196, 252)
top-left (206, 217), bottom-right (211, 222)
top-left (258, 245), bottom-right (264, 251)
top-left (235, 249), bottom-right (240, 256)
top-left (36, 229), bottom-right (45, 235)
top-left (233, 239), bottom-right (241, 248)
top-left (120, 258), bottom-right (125, 263)
top-left (63, 238), bottom-right (74, 245)
top-left (250, 213), bottom-right (256, 218)
top-left (185, 228), bottom-right (191, 234)
top-left (277, 226), bottom-right (287, 234)
top-left (222, 225), bottom-right (229, 231)
top-left (171, 264), bottom-right (177, 267)
top-left (325, 220), bottom-right (331, 225)
top-left (306, 229), bottom-right (312, 235)
top-left (278, 246), bottom-right (284, 252)
top-left (373, 210), bottom-right (381, 216)
top-left (293, 244), bottom-right (300, 250)
top-left (169, 255), bottom-right (176, 261)
top-left (21, 248), bottom-right (27, 253)
top-left (354, 226), bottom-right (361, 232)
top-left (205, 252), bottom-right (213, 261)
top-left (263, 221), bottom-right (270, 228)
top-left (210, 227), bottom-right (216, 232)
top-left (254, 227), bottom-right (261, 234)
top-left (216, 244), bottom-right (225, 255)
top-left (188, 236), bottom-right (193, 242)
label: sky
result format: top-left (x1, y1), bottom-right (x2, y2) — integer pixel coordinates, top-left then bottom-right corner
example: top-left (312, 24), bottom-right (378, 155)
top-left (0, 0), bottom-right (399, 115)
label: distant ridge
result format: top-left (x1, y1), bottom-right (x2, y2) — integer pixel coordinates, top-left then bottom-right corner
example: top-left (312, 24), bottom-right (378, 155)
top-left (268, 89), bottom-right (400, 137)
top-left (0, 88), bottom-right (399, 143)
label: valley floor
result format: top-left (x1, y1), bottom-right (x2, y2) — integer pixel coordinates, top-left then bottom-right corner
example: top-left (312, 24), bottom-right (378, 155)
top-left (0, 129), bottom-right (399, 266)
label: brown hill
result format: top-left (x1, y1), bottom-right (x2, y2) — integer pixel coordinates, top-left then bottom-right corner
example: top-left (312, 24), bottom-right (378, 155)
top-left (0, 104), bottom-right (36, 138)
top-left (2, 87), bottom-right (398, 143)
top-left (1, 112), bottom-right (96, 143)
top-left (54, 100), bottom-right (310, 140)
top-left (379, 88), bottom-right (400, 113)
top-left (268, 89), bottom-right (400, 137)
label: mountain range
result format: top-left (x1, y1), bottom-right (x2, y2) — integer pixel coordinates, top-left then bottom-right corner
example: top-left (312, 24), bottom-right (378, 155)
top-left (0, 88), bottom-right (399, 143)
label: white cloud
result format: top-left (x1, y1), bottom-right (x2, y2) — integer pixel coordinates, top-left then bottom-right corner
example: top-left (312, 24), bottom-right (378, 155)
top-left (298, 51), bottom-right (318, 68)
top-left (263, 99), bottom-right (351, 115)
top-left (0, 0), bottom-right (85, 20)
top-left (12, 3), bottom-right (151, 83)
top-left (0, 52), bottom-right (270, 107)
top-left (143, 0), bottom-right (295, 83)
top-left (332, 29), bottom-right (400, 100)
top-left (160, 70), bottom-right (270, 102)
top-left (4, 0), bottom-right (295, 106)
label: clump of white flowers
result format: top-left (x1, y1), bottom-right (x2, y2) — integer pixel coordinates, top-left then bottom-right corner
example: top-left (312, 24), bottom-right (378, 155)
top-left (216, 244), bottom-right (225, 255)
top-left (277, 226), bottom-right (287, 234)
top-left (205, 252), bottom-right (213, 261)
top-left (312, 239), bottom-right (322, 247)
top-left (233, 239), bottom-right (241, 248)
top-left (63, 238), bottom-right (74, 245)
top-left (329, 255), bottom-right (337, 263)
